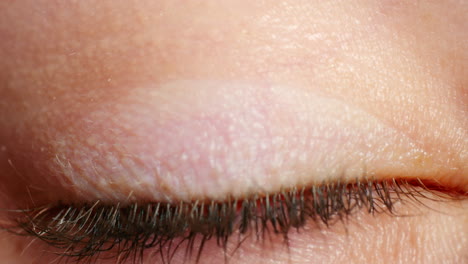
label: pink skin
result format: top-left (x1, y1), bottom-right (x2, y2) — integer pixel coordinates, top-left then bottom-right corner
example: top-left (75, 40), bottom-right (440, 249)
top-left (0, 0), bottom-right (467, 263)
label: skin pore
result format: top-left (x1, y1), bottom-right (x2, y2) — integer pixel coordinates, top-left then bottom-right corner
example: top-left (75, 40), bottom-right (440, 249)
top-left (0, 0), bottom-right (466, 263)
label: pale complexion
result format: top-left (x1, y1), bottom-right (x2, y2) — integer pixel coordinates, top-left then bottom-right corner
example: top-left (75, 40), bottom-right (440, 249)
top-left (0, 1), bottom-right (466, 263)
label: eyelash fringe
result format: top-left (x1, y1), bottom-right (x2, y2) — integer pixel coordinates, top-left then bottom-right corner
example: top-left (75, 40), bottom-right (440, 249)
top-left (2, 178), bottom-right (461, 264)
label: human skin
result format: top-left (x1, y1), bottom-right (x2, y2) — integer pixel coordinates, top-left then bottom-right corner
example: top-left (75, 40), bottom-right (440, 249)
top-left (0, 0), bottom-right (466, 263)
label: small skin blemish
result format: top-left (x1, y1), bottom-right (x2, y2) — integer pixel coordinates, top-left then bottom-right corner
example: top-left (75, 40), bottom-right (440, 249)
top-left (86, 136), bottom-right (98, 146)
top-left (299, 153), bottom-right (307, 162)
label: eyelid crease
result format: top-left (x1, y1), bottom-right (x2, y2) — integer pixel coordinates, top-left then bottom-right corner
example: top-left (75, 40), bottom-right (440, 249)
top-left (1, 178), bottom-right (465, 264)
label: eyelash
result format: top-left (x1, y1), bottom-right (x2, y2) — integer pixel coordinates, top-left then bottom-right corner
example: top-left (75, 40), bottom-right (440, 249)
top-left (3, 178), bottom-right (460, 264)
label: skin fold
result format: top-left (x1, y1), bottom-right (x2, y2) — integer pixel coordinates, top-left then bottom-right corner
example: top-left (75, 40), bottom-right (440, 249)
top-left (0, 0), bottom-right (466, 263)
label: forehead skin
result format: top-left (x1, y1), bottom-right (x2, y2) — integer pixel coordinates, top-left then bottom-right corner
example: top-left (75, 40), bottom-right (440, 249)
top-left (0, 1), bottom-right (466, 263)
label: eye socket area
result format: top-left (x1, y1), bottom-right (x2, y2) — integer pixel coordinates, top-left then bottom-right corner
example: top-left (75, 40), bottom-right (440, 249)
top-left (0, 1), bottom-right (466, 263)
top-left (1, 82), bottom-right (464, 260)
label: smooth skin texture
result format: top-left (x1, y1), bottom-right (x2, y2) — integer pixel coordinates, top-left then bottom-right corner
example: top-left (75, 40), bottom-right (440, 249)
top-left (0, 0), bottom-right (467, 263)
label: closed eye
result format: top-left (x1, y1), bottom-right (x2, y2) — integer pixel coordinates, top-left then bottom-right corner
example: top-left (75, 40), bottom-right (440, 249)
top-left (3, 177), bottom-right (464, 264)
top-left (0, 1), bottom-right (466, 263)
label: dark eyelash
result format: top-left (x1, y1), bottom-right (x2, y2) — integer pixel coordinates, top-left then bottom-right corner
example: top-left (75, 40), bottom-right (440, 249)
top-left (2, 178), bottom-right (461, 264)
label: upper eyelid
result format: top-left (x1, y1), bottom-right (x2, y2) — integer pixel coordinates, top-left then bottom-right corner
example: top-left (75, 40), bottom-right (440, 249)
top-left (8, 80), bottom-right (462, 205)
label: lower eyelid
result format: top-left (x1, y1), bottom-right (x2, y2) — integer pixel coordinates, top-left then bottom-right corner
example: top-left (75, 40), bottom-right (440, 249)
top-left (4, 178), bottom-right (463, 264)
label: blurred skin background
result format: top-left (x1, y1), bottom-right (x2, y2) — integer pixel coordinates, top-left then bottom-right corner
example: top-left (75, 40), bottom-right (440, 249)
top-left (0, 0), bottom-right (467, 263)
